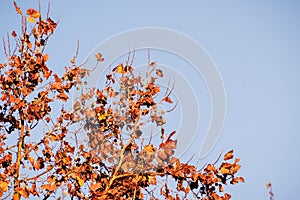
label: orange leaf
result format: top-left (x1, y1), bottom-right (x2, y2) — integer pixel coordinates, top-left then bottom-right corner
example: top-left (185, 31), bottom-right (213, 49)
top-left (164, 96), bottom-right (173, 104)
top-left (49, 134), bottom-right (58, 141)
top-left (90, 182), bottom-right (102, 192)
top-left (0, 181), bottom-right (8, 194)
top-left (220, 167), bottom-right (230, 175)
top-left (57, 93), bottom-right (69, 102)
top-left (95, 53), bottom-right (104, 62)
top-left (43, 54), bottom-right (49, 62)
top-left (41, 184), bottom-right (56, 191)
top-left (143, 144), bottom-right (156, 156)
top-left (236, 177), bottom-right (245, 183)
top-left (224, 150), bottom-right (234, 161)
top-left (51, 82), bottom-right (63, 91)
top-left (13, 2), bottom-right (22, 15)
top-left (26, 8), bottom-right (40, 18)
top-left (148, 176), bottom-right (157, 185)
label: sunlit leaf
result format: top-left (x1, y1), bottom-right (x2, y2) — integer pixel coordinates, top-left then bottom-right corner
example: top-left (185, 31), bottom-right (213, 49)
top-left (27, 16), bottom-right (35, 23)
top-left (224, 150), bottom-right (234, 161)
top-left (13, 2), bottom-right (22, 15)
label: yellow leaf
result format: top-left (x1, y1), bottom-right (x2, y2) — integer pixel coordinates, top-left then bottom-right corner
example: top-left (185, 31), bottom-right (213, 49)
top-left (143, 144), bottom-right (156, 156)
top-left (73, 175), bottom-right (84, 187)
top-left (31, 11), bottom-right (40, 18)
top-left (49, 134), bottom-right (58, 141)
top-left (117, 64), bottom-right (123, 73)
top-left (27, 16), bottom-right (35, 23)
top-left (0, 181), bottom-right (8, 193)
top-left (148, 176), bottom-right (156, 185)
top-left (16, 187), bottom-right (29, 198)
top-left (97, 113), bottom-right (106, 121)
top-left (220, 167), bottom-right (230, 175)
top-left (77, 177), bottom-right (84, 186)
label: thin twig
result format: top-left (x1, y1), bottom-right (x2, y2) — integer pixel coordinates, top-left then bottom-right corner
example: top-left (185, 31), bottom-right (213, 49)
top-left (25, 166), bottom-right (54, 181)
top-left (213, 150), bottom-right (224, 165)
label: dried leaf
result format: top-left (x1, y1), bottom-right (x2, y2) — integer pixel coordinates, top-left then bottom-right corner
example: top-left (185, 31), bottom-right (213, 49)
top-left (224, 150), bottom-right (234, 160)
top-left (164, 96), bottom-right (173, 104)
top-left (13, 2), bottom-right (22, 15)
top-left (90, 182), bottom-right (102, 192)
top-left (56, 93), bottom-right (69, 102)
top-left (156, 69), bottom-right (163, 77)
top-left (11, 31), bottom-right (17, 37)
top-left (95, 53), bottom-right (104, 62)
top-left (26, 8), bottom-right (40, 18)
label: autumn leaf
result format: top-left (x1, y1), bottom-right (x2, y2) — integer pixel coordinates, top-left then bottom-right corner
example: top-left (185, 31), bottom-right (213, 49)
top-left (163, 96), bottom-right (173, 104)
top-left (148, 176), bottom-right (157, 185)
top-left (26, 8), bottom-right (41, 18)
top-left (41, 184), bottom-right (56, 191)
top-left (156, 69), bottom-right (163, 77)
top-left (220, 165), bottom-right (230, 175)
top-left (49, 134), bottom-right (58, 141)
top-left (43, 54), bottom-right (49, 62)
top-left (149, 61), bottom-right (157, 67)
top-left (113, 63), bottom-right (127, 74)
top-left (27, 16), bottom-right (35, 23)
top-left (95, 53), bottom-right (104, 62)
top-left (11, 31), bottom-right (17, 37)
top-left (90, 182), bottom-right (102, 192)
top-left (16, 187), bottom-right (29, 198)
top-left (0, 3), bottom-right (244, 198)
top-left (224, 150), bottom-right (234, 160)
top-left (13, 2), bottom-right (22, 15)
top-left (143, 144), bottom-right (156, 156)
top-left (0, 181), bottom-right (8, 195)
top-left (235, 177), bottom-right (245, 183)
top-left (77, 177), bottom-right (84, 187)
top-left (56, 93), bottom-right (69, 102)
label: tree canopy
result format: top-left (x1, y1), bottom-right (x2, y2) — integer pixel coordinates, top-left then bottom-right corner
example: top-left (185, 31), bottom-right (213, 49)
top-left (0, 2), bottom-right (243, 199)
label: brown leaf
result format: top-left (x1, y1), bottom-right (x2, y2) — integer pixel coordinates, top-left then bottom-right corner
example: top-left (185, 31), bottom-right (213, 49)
top-left (13, 2), bottom-right (22, 15)
top-left (56, 93), bottom-right (69, 102)
top-left (11, 31), bottom-right (17, 37)
top-left (95, 53), bottom-right (104, 62)
top-left (156, 69), bottom-right (163, 77)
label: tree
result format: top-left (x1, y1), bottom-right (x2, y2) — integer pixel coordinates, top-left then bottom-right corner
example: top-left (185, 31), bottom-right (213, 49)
top-left (0, 2), bottom-right (243, 199)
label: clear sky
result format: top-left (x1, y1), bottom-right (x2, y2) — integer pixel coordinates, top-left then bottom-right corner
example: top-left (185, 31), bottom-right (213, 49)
top-left (1, 1), bottom-right (300, 199)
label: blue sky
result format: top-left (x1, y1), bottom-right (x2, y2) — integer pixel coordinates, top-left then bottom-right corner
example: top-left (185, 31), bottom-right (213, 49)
top-left (1, 1), bottom-right (300, 199)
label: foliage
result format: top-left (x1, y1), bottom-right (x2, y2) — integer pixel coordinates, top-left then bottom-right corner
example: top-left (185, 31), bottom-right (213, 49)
top-left (0, 2), bottom-right (244, 199)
